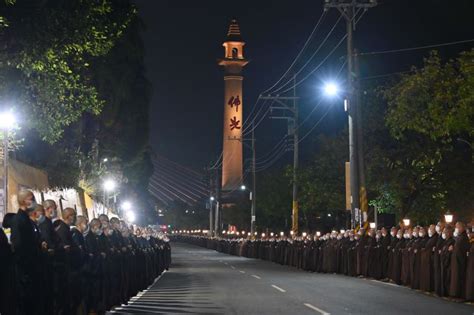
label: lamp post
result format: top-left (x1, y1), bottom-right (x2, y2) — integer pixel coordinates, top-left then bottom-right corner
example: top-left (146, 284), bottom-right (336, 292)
top-left (323, 81), bottom-right (360, 229)
top-left (0, 111), bottom-right (16, 220)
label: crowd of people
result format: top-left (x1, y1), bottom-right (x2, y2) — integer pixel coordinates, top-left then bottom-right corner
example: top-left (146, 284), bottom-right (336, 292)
top-left (175, 221), bottom-right (473, 302)
top-left (0, 189), bottom-right (171, 315)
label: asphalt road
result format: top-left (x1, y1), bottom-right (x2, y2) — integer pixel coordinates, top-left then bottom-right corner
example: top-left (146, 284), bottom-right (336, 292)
top-left (109, 242), bottom-right (473, 315)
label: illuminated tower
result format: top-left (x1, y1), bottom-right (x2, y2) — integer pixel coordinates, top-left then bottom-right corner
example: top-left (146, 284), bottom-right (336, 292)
top-left (218, 19), bottom-right (248, 191)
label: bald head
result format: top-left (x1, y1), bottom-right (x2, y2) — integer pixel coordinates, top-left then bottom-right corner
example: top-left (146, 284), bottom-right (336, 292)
top-left (76, 215), bottom-right (88, 233)
top-left (62, 207), bottom-right (76, 226)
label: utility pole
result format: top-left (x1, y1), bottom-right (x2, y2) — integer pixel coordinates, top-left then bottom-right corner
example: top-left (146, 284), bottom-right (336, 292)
top-left (324, 0), bottom-right (376, 228)
top-left (208, 168), bottom-right (214, 237)
top-left (261, 90), bottom-right (299, 235)
top-left (250, 122), bottom-right (257, 237)
top-left (214, 167), bottom-right (221, 236)
top-left (291, 76), bottom-right (299, 235)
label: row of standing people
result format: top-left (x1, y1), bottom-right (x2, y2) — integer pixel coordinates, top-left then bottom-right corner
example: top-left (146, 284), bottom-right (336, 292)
top-left (176, 221), bottom-right (473, 302)
top-left (0, 189), bottom-right (171, 315)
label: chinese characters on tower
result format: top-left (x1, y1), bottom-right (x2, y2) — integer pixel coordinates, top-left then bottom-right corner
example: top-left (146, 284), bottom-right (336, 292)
top-left (228, 95), bottom-right (241, 131)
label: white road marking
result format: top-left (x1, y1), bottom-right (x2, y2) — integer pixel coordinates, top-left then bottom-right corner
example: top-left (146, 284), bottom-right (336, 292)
top-left (224, 262), bottom-right (228, 265)
top-left (231, 266), bottom-right (236, 269)
top-left (271, 285), bottom-right (286, 293)
top-left (251, 275), bottom-right (261, 279)
top-left (370, 279), bottom-right (401, 288)
top-left (304, 303), bottom-right (331, 315)
top-left (239, 270), bottom-right (246, 274)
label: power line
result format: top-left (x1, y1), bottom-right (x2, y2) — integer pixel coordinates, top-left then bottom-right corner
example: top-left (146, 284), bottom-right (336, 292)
top-left (262, 11), bottom-right (328, 94)
top-left (298, 104), bottom-right (333, 144)
top-left (278, 34), bottom-right (348, 94)
top-left (271, 15), bottom-right (344, 94)
top-left (359, 38), bottom-right (474, 56)
top-left (154, 154), bottom-right (204, 178)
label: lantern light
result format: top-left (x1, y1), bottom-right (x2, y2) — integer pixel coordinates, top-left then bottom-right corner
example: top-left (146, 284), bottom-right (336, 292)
top-left (403, 218), bottom-right (410, 226)
top-left (444, 210), bottom-right (453, 224)
top-left (369, 222), bottom-right (376, 229)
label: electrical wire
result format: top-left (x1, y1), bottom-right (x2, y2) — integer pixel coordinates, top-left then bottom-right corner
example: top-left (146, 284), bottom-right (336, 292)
top-left (151, 169), bottom-right (208, 198)
top-left (298, 104), bottom-right (333, 144)
top-left (149, 177), bottom-right (199, 203)
top-left (271, 15), bottom-right (344, 94)
top-left (262, 11), bottom-right (328, 94)
top-left (278, 33), bottom-right (348, 94)
top-left (359, 38), bottom-right (474, 56)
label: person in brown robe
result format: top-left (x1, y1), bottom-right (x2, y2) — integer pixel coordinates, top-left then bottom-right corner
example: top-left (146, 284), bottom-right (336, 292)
top-left (391, 229), bottom-right (405, 284)
top-left (386, 227), bottom-right (399, 281)
top-left (440, 226), bottom-right (456, 296)
top-left (411, 226), bottom-right (428, 289)
top-left (420, 224), bottom-right (439, 292)
top-left (465, 230), bottom-right (474, 301)
top-left (449, 221), bottom-right (470, 299)
top-left (433, 222), bottom-right (445, 295)
top-left (356, 229), bottom-right (367, 276)
top-left (401, 228), bottom-right (413, 285)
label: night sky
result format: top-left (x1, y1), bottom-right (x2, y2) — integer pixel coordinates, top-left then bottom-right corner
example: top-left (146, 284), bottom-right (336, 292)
top-left (135, 0), bottom-right (474, 171)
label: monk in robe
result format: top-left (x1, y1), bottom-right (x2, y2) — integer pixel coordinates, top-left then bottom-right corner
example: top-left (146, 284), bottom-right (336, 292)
top-left (440, 226), bottom-right (456, 296)
top-left (419, 225), bottom-right (438, 292)
top-left (449, 222), bottom-right (470, 298)
top-left (380, 227), bottom-right (391, 279)
top-left (465, 231), bottom-right (474, 301)
top-left (411, 226), bottom-right (428, 289)
top-left (401, 228), bottom-right (414, 285)
top-left (356, 229), bottom-right (367, 276)
top-left (433, 223), bottom-right (446, 296)
top-left (347, 233), bottom-right (357, 277)
top-left (386, 227), bottom-right (399, 281)
top-left (364, 229), bottom-right (377, 277)
top-left (391, 229), bottom-right (405, 284)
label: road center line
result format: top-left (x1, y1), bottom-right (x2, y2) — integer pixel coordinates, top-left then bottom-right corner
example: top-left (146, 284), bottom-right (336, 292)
top-left (239, 270), bottom-right (246, 274)
top-left (271, 285), bottom-right (286, 293)
top-left (304, 303), bottom-right (330, 315)
top-left (251, 275), bottom-right (261, 279)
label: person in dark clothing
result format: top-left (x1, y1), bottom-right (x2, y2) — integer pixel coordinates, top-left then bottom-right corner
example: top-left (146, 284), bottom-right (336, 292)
top-left (440, 226), bottom-right (456, 296)
top-left (0, 214), bottom-right (15, 315)
top-left (54, 207), bottom-right (80, 314)
top-left (449, 221), bottom-right (470, 299)
top-left (11, 190), bottom-right (44, 315)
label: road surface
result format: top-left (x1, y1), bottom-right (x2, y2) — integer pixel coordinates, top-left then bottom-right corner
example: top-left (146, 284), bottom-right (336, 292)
top-left (108, 242), bottom-right (473, 315)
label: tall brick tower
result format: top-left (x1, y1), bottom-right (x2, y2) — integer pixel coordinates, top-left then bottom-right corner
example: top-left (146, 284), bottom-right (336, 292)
top-left (218, 19), bottom-right (248, 191)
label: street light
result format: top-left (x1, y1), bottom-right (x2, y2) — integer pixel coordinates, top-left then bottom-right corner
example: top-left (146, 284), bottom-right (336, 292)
top-left (444, 210), bottom-right (453, 224)
top-left (323, 82), bottom-right (339, 97)
top-left (240, 185), bottom-right (246, 191)
top-left (0, 111), bottom-right (16, 219)
top-left (103, 179), bottom-right (116, 192)
top-left (403, 217), bottom-right (410, 227)
top-left (125, 210), bottom-right (136, 223)
top-left (121, 201), bottom-right (132, 211)
top-left (210, 196), bottom-right (215, 201)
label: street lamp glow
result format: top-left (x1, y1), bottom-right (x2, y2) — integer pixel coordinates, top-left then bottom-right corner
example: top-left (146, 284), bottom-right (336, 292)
top-left (403, 218), bottom-right (410, 226)
top-left (125, 210), bottom-right (136, 223)
top-left (444, 210), bottom-right (453, 224)
top-left (210, 196), bottom-right (215, 201)
top-left (121, 201), bottom-right (132, 211)
top-left (323, 82), bottom-right (339, 97)
top-left (240, 185), bottom-right (246, 191)
top-left (103, 179), bottom-right (116, 192)
top-left (0, 111), bottom-right (16, 129)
